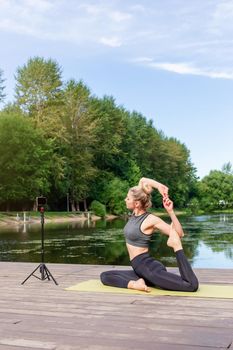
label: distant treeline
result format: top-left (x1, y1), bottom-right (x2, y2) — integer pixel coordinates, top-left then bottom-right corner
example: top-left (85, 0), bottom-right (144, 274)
top-left (0, 58), bottom-right (232, 214)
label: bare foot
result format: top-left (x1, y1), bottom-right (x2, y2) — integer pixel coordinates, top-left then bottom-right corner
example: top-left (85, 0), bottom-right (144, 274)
top-left (128, 278), bottom-right (151, 292)
top-left (167, 225), bottom-right (183, 252)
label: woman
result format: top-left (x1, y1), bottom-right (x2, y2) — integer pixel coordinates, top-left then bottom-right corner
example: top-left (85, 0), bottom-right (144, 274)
top-left (100, 177), bottom-right (199, 292)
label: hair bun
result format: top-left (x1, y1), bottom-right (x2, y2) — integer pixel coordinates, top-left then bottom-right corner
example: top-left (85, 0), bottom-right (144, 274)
top-left (142, 183), bottom-right (153, 195)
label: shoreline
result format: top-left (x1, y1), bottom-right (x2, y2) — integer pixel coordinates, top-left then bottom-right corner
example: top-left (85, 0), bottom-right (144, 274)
top-left (0, 210), bottom-right (183, 228)
top-left (1, 209), bottom-right (229, 228)
top-left (0, 212), bottom-right (118, 227)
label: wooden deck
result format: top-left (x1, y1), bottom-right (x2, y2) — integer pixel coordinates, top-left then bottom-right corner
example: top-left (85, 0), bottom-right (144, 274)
top-left (0, 262), bottom-right (232, 350)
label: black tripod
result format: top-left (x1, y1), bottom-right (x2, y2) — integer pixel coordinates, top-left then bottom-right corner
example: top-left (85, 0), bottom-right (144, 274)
top-left (21, 207), bottom-right (58, 285)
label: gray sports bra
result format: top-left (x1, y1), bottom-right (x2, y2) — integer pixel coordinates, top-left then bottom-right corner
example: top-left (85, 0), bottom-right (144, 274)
top-left (124, 212), bottom-right (153, 248)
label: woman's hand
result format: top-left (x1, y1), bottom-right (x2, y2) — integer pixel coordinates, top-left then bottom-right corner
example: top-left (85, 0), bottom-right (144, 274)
top-left (163, 196), bottom-right (185, 238)
top-left (163, 196), bottom-right (173, 212)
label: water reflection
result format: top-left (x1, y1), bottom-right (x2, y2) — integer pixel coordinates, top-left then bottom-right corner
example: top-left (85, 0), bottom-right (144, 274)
top-left (0, 214), bottom-right (232, 268)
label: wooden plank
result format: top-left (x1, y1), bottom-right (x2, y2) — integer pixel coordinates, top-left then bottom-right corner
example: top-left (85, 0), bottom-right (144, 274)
top-left (0, 305), bottom-right (232, 348)
top-left (0, 346), bottom-right (43, 350)
top-left (0, 300), bottom-right (233, 328)
top-left (0, 263), bottom-right (232, 350)
top-left (0, 327), bottom-right (231, 349)
top-left (0, 339), bottom-right (56, 349)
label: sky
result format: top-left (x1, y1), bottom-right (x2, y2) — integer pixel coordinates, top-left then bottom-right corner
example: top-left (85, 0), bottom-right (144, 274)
top-left (0, 0), bottom-right (233, 179)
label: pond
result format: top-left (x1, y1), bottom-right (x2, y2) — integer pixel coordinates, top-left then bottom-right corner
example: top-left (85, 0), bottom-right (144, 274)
top-left (0, 213), bottom-right (233, 268)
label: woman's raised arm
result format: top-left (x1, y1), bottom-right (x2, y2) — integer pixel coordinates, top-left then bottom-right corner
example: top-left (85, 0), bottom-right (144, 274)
top-left (139, 177), bottom-right (169, 197)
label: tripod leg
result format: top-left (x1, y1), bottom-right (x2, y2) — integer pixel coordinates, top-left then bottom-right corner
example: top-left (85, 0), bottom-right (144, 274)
top-left (21, 211), bottom-right (58, 286)
top-left (40, 264), bottom-right (45, 280)
top-left (44, 265), bottom-right (58, 285)
top-left (21, 264), bottom-right (42, 285)
top-left (43, 265), bottom-right (51, 281)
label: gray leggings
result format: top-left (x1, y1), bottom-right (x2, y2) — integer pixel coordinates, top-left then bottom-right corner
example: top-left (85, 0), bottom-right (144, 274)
top-left (100, 250), bottom-right (199, 292)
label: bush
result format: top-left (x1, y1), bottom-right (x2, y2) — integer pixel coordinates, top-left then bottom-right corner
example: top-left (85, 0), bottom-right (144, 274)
top-left (104, 177), bottom-right (129, 215)
top-left (186, 198), bottom-right (200, 215)
top-left (90, 200), bottom-right (106, 218)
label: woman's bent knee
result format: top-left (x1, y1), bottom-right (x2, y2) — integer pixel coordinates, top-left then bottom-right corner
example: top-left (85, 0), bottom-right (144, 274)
top-left (190, 279), bottom-right (199, 292)
top-left (100, 271), bottom-right (109, 285)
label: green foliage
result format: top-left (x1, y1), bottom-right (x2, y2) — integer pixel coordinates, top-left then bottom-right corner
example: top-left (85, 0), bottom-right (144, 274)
top-left (123, 112), bottom-right (156, 175)
top-left (61, 80), bottom-right (97, 208)
top-left (198, 169), bottom-right (233, 211)
top-left (0, 113), bottom-right (52, 208)
top-left (186, 198), bottom-right (200, 215)
top-left (157, 137), bottom-right (197, 207)
top-left (90, 200), bottom-right (106, 218)
top-left (2, 102), bottom-right (23, 115)
top-left (222, 162), bottom-right (233, 175)
top-left (15, 56), bottom-right (63, 116)
top-left (1, 56), bottom-right (200, 211)
top-left (126, 160), bottom-right (142, 187)
top-left (89, 95), bottom-right (126, 175)
top-left (104, 178), bottom-right (129, 215)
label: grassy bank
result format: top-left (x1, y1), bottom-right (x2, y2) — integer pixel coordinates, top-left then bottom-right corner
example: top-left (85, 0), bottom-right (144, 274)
top-left (0, 211), bottom-right (95, 226)
top-left (0, 208), bottom-right (232, 226)
top-left (212, 209), bottom-right (233, 214)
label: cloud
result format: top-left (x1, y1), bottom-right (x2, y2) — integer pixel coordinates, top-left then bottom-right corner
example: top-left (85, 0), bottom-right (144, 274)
top-left (133, 58), bottom-right (233, 80)
top-left (1, 1), bottom-right (233, 79)
top-left (212, 0), bottom-right (233, 26)
top-left (99, 37), bottom-right (122, 48)
top-left (80, 3), bottom-right (132, 21)
top-left (22, 0), bottom-right (53, 11)
top-left (0, 0), bottom-right (133, 45)
top-left (109, 11), bottom-right (132, 22)
top-left (0, 0), bottom-right (55, 37)
top-left (150, 62), bottom-right (205, 76)
top-left (0, 19), bottom-right (35, 36)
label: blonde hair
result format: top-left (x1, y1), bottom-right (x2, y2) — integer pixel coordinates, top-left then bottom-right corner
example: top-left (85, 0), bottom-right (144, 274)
top-left (129, 185), bottom-right (153, 209)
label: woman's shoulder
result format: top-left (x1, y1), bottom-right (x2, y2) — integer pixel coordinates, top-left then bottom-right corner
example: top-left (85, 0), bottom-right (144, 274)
top-left (141, 212), bottom-right (162, 233)
top-left (146, 212), bottom-right (158, 218)
top-left (145, 212), bottom-right (161, 223)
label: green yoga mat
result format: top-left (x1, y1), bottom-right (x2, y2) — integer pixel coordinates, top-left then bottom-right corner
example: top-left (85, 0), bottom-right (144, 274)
top-left (66, 279), bottom-right (233, 299)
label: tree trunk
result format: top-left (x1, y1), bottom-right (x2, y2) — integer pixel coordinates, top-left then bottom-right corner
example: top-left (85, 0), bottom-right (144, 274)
top-left (71, 199), bottom-right (76, 212)
top-left (83, 199), bottom-right (87, 211)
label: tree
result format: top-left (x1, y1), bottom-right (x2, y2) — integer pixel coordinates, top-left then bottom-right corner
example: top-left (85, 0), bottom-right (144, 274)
top-left (0, 69), bottom-right (6, 103)
top-left (222, 162), bottom-right (233, 175)
top-left (2, 102), bottom-right (22, 115)
top-left (126, 160), bottom-right (142, 187)
top-left (104, 177), bottom-right (129, 215)
top-left (60, 80), bottom-right (97, 210)
top-left (199, 170), bottom-right (233, 211)
top-left (0, 113), bottom-right (52, 210)
top-left (120, 111), bottom-right (197, 208)
top-left (123, 111), bottom-right (156, 176)
top-left (10, 56), bottom-right (199, 211)
top-left (15, 57), bottom-right (63, 118)
top-left (87, 96), bottom-right (129, 203)
top-left (90, 96), bottom-right (126, 173)
top-left (159, 137), bottom-right (197, 207)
